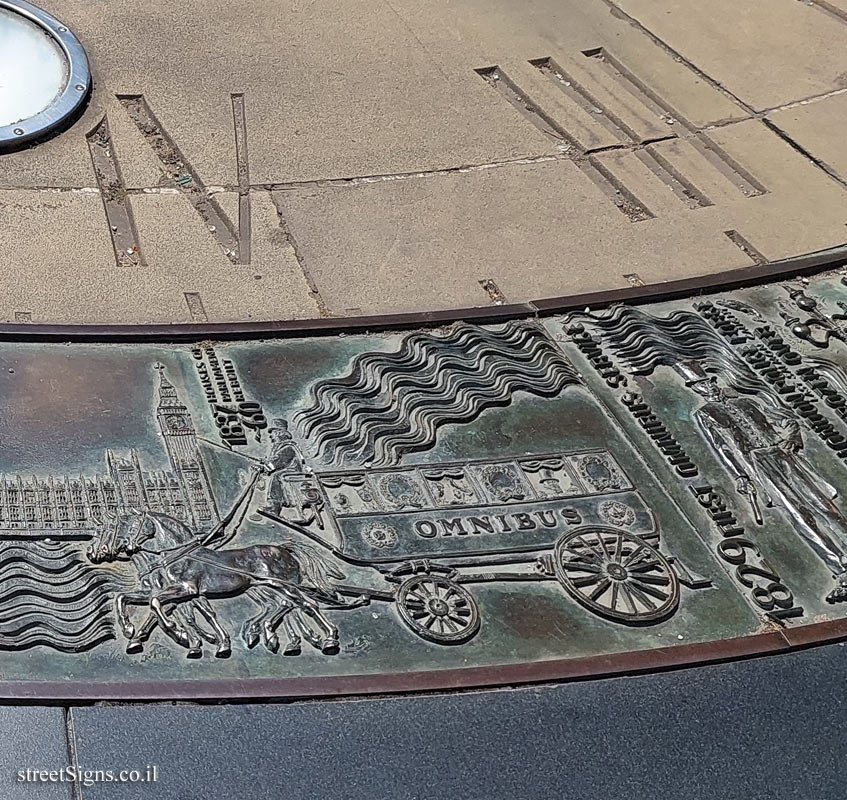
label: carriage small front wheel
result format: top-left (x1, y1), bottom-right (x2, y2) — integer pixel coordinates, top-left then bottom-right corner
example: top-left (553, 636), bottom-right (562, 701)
top-left (396, 575), bottom-right (480, 644)
top-left (554, 527), bottom-right (679, 623)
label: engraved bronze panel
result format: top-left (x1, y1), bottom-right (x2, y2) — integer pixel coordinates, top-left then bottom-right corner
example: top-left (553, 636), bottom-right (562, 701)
top-left (5, 276), bottom-right (847, 698)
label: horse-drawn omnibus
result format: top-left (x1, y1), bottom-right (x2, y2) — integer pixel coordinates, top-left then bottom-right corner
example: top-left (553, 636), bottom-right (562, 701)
top-left (261, 447), bottom-right (701, 644)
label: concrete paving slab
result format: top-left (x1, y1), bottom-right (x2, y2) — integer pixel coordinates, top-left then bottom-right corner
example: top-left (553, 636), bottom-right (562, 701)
top-left (0, 0), bottom-right (845, 323)
top-left (702, 119), bottom-right (847, 261)
top-left (276, 158), bottom-right (753, 312)
top-left (494, 58), bottom-right (623, 152)
top-left (614, 0), bottom-right (847, 111)
top-left (767, 91), bottom-right (847, 184)
top-left (0, 707), bottom-right (70, 800)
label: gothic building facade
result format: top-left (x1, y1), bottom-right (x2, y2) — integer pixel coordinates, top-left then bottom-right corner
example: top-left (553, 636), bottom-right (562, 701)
top-left (0, 366), bottom-right (218, 534)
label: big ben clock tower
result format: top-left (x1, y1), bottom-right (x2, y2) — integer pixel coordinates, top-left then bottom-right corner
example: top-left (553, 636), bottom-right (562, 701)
top-left (154, 364), bottom-right (219, 529)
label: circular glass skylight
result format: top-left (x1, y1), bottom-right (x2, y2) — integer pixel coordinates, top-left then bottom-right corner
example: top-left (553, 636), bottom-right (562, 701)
top-left (0, 0), bottom-right (90, 147)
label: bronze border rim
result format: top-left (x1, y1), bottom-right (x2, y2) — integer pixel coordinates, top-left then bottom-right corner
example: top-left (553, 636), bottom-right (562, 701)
top-left (0, 245), bottom-right (844, 342)
top-left (3, 617), bottom-right (847, 702)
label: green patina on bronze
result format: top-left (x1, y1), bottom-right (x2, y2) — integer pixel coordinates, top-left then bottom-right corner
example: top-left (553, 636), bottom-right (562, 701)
top-left (2, 272), bottom-right (847, 695)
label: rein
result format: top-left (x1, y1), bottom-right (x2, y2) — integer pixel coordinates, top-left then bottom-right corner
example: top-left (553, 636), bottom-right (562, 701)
top-left (130, 470), bottom-right (263, 577)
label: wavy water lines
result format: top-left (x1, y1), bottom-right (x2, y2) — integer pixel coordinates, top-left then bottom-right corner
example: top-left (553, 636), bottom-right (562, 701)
top-left (567, 305), bottom-right (780, 400)
top-left (294, 322), bottom-right (580, 465)
top-left (0, 540), bottom-right (130, 652)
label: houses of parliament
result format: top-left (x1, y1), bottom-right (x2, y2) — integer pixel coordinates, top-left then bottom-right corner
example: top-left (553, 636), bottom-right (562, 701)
top-left (0, 366), bottom-right (218, 534)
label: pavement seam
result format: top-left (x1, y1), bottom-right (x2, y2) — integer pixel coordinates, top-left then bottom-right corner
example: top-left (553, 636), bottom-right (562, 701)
top-left (597, 0), bottom-right (757, 115)
top-left (63, 707), bottom-right (84, 800)
top-left (761, 117), bottom-right (847, 188)
top-left (269, 191), bottom-right (333, 318)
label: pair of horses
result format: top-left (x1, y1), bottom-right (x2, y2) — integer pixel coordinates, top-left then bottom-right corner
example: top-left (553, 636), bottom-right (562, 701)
top-left (87, 508), bottom-right (367, 658)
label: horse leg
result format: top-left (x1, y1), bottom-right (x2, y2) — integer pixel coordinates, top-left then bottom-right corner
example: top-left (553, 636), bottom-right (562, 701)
top-left (126, 611), bottom-right (159, 653)
top-left (128, 603), bottom-right (212, 654)
top-left (280, 609), bottom-right (302, 655)
top-left (261, 598), bottom-right (298, 654)
top-left (258, 583), bottom-right (332, 653)
top-left (297, 594), bottom-right (340, 654)
top-left (193, 598), bottom-right (231, 658)
top-left (151, 584), bottom-right (203, 658)
top-left (245, 587), bottom-right (294, 654)
top-left (274, 587), bottom-right (338, 654)
top-left (242, 588), bottom-right (272, 649)
top-left (175, 603), bottom-right (219, 647)
top-left (253, 587), bottom-right (302, 655)
top-left (115, 591), bottom-right (149, 640)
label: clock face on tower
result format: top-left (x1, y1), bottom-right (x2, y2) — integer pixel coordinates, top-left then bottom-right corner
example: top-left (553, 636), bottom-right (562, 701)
top-left (164, 414), bottom-right (189, 432)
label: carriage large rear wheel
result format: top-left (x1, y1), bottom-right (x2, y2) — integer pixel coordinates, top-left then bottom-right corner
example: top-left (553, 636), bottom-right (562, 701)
top-left (554, 527), bottom-right (679, 623)
top-left (396, 574), bottom-right (480, 644)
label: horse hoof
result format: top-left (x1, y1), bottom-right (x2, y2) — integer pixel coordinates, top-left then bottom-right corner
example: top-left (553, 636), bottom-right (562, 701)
top-left (283, 642), bottom-right (301, 656)
top-left (186, 647), bottom-right (203, 659)
top-left (265, 634), bottom-right (280, 653)
top-left (242, 631), bottom-right (259, 649)
top-left (321, 638), bottom-right (340, 655)
top-left (215, 644), bottom-right (231, 659)
top-left (126, 640), bottom-right (143, 654)
top-left (122, 624), bottom-right (136, 640)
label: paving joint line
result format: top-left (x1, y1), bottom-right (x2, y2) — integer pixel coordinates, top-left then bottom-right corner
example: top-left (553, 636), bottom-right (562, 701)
top-left (598, 0), bottom-right (757, 115)
top-left (761, 117), bottom-right (847, 188)
top-left (64, 707), bottom-right (84, 800)
top-left (270, 192), bottom-right (333, 318)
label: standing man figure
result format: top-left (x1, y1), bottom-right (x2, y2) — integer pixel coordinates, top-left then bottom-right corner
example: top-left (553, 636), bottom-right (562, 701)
top-left (261, 419), bottom-right (307, 518)
top-left (677, 360), bottom-right (847, 602)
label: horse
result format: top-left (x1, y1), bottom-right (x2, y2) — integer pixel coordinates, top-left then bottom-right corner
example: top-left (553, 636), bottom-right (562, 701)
top-left (87, 508), bottom-right (366, 657)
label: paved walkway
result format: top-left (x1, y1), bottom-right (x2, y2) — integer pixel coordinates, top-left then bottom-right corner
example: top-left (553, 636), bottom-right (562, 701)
top-left (4, 642), bottom-right (846, 799)
top-left (1, 0), bottom-right (846, 323)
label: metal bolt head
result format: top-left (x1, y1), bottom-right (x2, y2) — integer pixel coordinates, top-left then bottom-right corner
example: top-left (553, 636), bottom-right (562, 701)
top-left (13, 128), bottom-right (24, 136)
top-left (75, 84), bottom-right (85, 92)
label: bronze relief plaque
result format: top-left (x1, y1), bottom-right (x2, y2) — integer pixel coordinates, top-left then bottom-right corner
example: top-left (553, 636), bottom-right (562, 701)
top-left (3, 277), bottom-right (847, 698)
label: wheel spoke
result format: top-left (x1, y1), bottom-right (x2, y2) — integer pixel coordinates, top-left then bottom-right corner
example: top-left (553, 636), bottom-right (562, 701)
top-left (613, 534), bottom-right (623, 564)
top-left (630, 579), bottom-right (669, 601)
top-left (622, 544), bottom-right (646, 568)
top-left (597, 533), bottom-right (612, 559)
top-left (588, 577), bottom-right (612, 601)
top-left (563, 558), bottom-right (603, 572)
top-left (632, 572), bottom-right (670, 586)
top-left (626, 582), bottom-right (657, 611)
top-left (628, 559), bottom-right (662, 573)
top-left (610, 582), bottom-right (620, 611)
top-left (426, 582), bottom-right (442, 599)
top-left (572, 574), bottom-right (603, 588)
top-left (619, 583), bottom-right (637, 614)
top-left (577, 534), bottom-right (605, 560)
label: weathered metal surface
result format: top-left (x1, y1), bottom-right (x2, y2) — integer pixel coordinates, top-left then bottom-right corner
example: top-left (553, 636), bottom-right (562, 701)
top-left (4, 270), bottom-right (847, 697)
